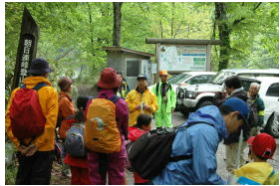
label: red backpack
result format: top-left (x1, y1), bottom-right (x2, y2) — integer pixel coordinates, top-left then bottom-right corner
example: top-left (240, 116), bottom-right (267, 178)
top-left (10, 82), bottom-right (47, 140)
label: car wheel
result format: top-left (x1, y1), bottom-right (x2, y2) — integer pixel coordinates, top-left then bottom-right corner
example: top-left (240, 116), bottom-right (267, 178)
top-left (265, 113), bottom-right (279, 138)
top-left (197, 100), bottom-right (214, 109)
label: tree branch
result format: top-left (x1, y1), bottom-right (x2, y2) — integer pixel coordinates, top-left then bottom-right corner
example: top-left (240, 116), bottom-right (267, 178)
top-left (233, 17), bottom-right (246, 26)
top-left (233, 2), bottom-right (262, 26)
top-left (55, 48), bottom-right (74, 61)
top-left (253, 2), bottom-right (262, 12)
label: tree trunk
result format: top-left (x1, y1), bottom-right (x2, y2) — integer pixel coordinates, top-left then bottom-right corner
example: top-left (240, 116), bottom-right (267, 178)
top-left (215, 2), bottom-right (231, 70)
top-left (113, 2), bottom-right (123, 47)
top-left (87, 3), bottom-right (94, 56)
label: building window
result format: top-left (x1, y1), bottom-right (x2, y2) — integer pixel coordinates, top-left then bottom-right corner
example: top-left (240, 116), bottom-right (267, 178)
top-left (127, 60), bottom-right (140, 77)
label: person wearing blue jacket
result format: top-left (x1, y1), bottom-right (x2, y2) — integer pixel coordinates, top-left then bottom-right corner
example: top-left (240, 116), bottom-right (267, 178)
top-left (152, 97), bottom-right (250, 185)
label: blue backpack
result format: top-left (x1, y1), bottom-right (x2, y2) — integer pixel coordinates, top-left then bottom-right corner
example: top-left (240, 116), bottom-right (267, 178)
top-left (64, 124), bottom-right (86, 158)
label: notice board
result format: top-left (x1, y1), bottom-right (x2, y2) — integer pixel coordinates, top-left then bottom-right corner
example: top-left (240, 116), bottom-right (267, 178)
top-left (158, 45), bottom-right (209, 72)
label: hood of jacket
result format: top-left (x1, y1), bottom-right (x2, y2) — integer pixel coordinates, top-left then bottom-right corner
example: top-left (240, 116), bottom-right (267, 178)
top-left (23, 76), bottom-right (52, 88)
top-left (185, 105), bottom-right (228, 140)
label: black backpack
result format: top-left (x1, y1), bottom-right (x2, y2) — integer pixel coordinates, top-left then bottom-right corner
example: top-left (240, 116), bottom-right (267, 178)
top-left (128, 121), bottom-right (212, 179)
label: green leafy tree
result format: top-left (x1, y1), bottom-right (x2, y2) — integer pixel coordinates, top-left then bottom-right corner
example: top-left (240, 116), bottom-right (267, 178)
top-left (213, 2), bottom-right (278, 70)
top-left (5, 2), bottom-right (278, 101)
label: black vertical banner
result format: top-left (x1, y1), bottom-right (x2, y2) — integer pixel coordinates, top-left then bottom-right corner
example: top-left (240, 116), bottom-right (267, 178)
top-left (11, 7), bottom-right (39, 90)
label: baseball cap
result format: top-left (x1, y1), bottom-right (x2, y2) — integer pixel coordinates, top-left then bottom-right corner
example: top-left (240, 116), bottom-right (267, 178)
top-left (247, 133), bottom-right (276, 159)
top-left (159, 70), bottom-right (169, 76)
top-left (221, 97), bottom-right (249, 125)
top-left (137, 74), bottom-right (147, 80)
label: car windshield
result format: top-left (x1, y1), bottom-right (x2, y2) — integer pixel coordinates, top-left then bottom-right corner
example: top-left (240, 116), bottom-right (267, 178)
top-left (211, 71), bottom-right (235, 85)
top-left (206, 75), bottom-right (216, 83)
top-left (168, 73), bottom-right (191, 84)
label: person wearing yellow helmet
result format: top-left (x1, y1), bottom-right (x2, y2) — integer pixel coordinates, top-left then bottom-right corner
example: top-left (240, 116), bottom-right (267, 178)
top-left (152, 70), bottom-right (176, 128)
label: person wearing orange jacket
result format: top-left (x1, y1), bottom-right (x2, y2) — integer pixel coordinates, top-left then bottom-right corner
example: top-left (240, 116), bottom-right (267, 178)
top-left (5, 58), bottom-right (58, 185)
top-left (57, 77), bottom-right (76, 178)
top-left (57, 77), bottom-right (76, 140)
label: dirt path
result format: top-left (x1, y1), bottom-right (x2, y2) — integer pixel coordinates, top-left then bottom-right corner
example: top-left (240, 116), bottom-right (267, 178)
top-left (50, 162), bottom-right (71, 185)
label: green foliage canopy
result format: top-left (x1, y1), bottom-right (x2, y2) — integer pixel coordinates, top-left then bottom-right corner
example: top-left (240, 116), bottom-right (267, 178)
top-left (5, 2), bottom-right (278, 97)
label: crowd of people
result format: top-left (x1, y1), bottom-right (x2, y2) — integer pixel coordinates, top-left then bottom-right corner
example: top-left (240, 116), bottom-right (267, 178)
top-left (5, 58), bottom-right (278, 185)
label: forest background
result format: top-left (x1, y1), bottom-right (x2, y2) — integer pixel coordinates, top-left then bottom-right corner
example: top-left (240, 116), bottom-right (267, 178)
top-left (5, 2), bottom-right (279, 101)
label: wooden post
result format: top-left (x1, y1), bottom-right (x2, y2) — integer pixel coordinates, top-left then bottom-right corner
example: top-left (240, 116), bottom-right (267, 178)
top-left (11, 7), bottom-right (39, 90)
top-left (206, 45), bottom-right (211, 71)
top-left (155, 43), bottom-right (161, 82)
top-left (146, 38), bottom-right (221, 45)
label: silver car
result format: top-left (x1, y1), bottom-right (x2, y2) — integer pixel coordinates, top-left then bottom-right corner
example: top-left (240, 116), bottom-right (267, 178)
top-left (178, 69), bottom-right (279, 117)
top-left (257, 77), bottom-right (279, 138)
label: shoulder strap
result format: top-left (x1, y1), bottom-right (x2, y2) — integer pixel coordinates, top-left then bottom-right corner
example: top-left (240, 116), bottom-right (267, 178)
top-left (33, 82), bottom-right (48, 91)
top-left (167, 83), bottom-right (172, 92)
top-left (108, 95), bottom-right (120, 104)
top-left (155, 83), bottom-right (172, 96)
top-left (155, 83), bottom-right (160, 96)
top-left (176, 121), bottom-right (214, 130)
top-left (20, 82), bottom-right (47, 91)
top-left (187, 121), bottom-right (215, 128)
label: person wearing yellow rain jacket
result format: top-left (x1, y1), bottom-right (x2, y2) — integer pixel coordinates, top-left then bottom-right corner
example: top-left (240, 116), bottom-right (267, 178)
top-left (5, 58), bottom-right (58, 185)
top-left (232, 133), bottom-right (278, 185)
top-left (125, 74), bottom-right (158, 126)
top-left (152, 70), bottom-right (176, 128)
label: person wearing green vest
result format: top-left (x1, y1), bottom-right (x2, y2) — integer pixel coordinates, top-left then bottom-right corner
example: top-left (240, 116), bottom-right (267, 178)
top-left (152, 70), bottom-right (176, 128)
top-left (247, 82), bottom-right (265, 136)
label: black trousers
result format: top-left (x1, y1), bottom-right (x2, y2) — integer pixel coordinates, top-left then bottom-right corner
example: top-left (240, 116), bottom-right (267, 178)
top-left (16, 151), bottom-right (55, 185)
